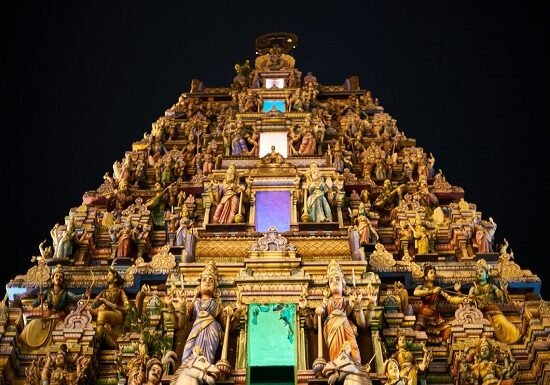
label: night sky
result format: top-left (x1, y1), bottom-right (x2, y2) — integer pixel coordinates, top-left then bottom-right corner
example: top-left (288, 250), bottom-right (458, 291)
top-left (1, 2), bottom-right (548, 297)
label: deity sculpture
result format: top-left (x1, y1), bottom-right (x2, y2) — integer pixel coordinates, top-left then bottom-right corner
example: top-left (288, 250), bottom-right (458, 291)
top-left (390, 330), bottom-right (432, 385)
top-left (413, 264), bottom-right (462, 344)
top-left (304, 163), bottom-right (332, 222)
top-left (373, 179), bottom-right (406, 226)
top-left (299, 259), bottom-right (366, 363)
top-left (50, 218), bottom-right (76, 259)
top-left (91, 267), bottom-right (131, 348)
top-left (298, 127), bottom-right (317, 155)
top-left (457, 337), bottom-right (518, 385)
top-left (351, 202), bottom-right (378, 244)
top-left (174, 217), bottom-right (196, 263)
top-left (179, 262), bottom-right (245, 365)
top-left (19, 265), bottom-right (84, 349)
top-left (26, 344), bottom-right (90, 385)
top-left (211, 164), bottom-right (245, 224)
top-left (468, 260), bottom-right (523, 344)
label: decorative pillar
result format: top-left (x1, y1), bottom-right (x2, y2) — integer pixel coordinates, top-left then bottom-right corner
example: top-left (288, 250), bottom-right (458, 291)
top-left (202, 193), bottom-right (212, 226)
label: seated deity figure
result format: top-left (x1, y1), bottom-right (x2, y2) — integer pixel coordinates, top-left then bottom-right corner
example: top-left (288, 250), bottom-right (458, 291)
top-left (91, 267), bottom-right (131, 348)
top-left (298, 259), bottom-right (366, 363)
top-left (373, 179), bottom-right (406, 225)
top-left (19, 265), bottom-right (84, 349)
top-left (468, 260), bottom-right (523, 344)
top-left (305, 163), bottom-right (332, 222)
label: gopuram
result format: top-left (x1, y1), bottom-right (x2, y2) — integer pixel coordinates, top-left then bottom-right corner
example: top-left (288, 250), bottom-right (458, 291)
top-left (1, 32), bottom-right (548, 385)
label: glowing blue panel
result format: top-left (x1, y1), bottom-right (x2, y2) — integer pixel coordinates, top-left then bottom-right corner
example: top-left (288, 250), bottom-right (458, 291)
top-left (255, 191), bottom-right (290, 232)
top-left (263, 99), bottom-right (285, 113)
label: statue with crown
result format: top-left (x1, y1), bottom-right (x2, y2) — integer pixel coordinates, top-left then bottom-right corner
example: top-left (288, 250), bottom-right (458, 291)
top-left (19, 265), bottom-right (87, 349)
top-left (171, 262), bottom-right (246, 384)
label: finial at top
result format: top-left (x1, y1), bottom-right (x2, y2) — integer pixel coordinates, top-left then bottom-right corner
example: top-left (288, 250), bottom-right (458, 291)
top-left (255, 32), bottom-right (298, 55)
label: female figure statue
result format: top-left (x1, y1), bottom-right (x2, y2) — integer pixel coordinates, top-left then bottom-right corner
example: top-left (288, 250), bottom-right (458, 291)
top-left (298, 127), bottom-right (317, 155)
top-left (51, 218), bottom-right (76, 259)
top-left (180, 262), bottom-right (244, 365)
top-left (305, 163), bottom-right (332, 222)
top-left (174, 217), bottom-right (196, 262)
top-left (212, 164), bottom-right (244, 224)
top-left (354, 202), bottom-right (378, 244)
top-left (299, 259), bottom-right (366, 363)
top-left (37, 344), bottom-right (90, 385)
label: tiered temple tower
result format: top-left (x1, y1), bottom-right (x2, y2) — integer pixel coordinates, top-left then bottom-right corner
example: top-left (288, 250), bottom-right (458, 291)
top-left (1, 33), bottom-right (548, 385)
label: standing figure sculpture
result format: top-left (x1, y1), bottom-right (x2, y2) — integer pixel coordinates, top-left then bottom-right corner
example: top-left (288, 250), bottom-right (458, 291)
top-left (51, 218), bottom-right (76, 259)
top-left (212, 164), bottom-right (245, 224)
top-left (180, 262), bottom-right (244, 366)
top-left (468, 260), bottom-right (523, 344)
top-left (391, 331), bottom-right (432, 385)
top-left (111, 221), bottom-right (133, 258)
top-left (91, 267), bottom-right (131, 348)
top-left (19, 265), bottom-right (84, 349)
top-left (174, 217), bottom-right (196, 263)
top-left (298, 127), bottom-right (317, 155)
top-left (305, 163), bottom-right (332, 222)
top-left (413, 264), bottom-right (462, 344)
top-left (353, 203), bottom-right (378, 244)
top-left (299, 259), bottom-right (366, 363)
top-left (32, 344), bottom-right (90, 385)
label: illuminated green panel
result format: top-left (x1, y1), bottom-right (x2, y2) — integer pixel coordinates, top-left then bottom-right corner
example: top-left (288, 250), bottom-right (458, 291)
top-left (248, 303), bottom-right (296, 366)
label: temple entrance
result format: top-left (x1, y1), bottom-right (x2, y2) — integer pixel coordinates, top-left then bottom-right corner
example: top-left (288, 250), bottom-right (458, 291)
top-left (248, 303), bottom-right (296, 384)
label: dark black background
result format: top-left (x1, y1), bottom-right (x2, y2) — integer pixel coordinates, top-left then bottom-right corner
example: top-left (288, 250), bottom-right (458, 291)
top-left (1, 2), bottom-right (548, 297)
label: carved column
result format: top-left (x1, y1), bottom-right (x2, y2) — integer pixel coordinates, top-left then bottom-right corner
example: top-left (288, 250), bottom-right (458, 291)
top-left (291, 190), bottom-right (298, 225)
top-left (202, 193), bottom-right (212, 226)
top-left (297, 312), bottom-right (307, 371)
top-left (370, 315), bottom-right (384, 372)
top-left (235, 313), bottom-right (247, 370)
top-left (336, 191), bottom-right (345, 227)
top-left (248, 191), bottom-right (256, 227)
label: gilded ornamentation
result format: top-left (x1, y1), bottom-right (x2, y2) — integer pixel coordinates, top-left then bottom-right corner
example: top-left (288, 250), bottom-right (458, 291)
top-left (369, 243), bottom-right (396, 268)
top-left (250, 226), bottom-right (296, 251)
top-left (149, 245), bottom-right (177, 269)
top-left (498, 239), bottom-right (525, 279)
top-left (22, 259), bottom-right (51, 283)
top-left (451, 301), bottom-right (489, 326)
